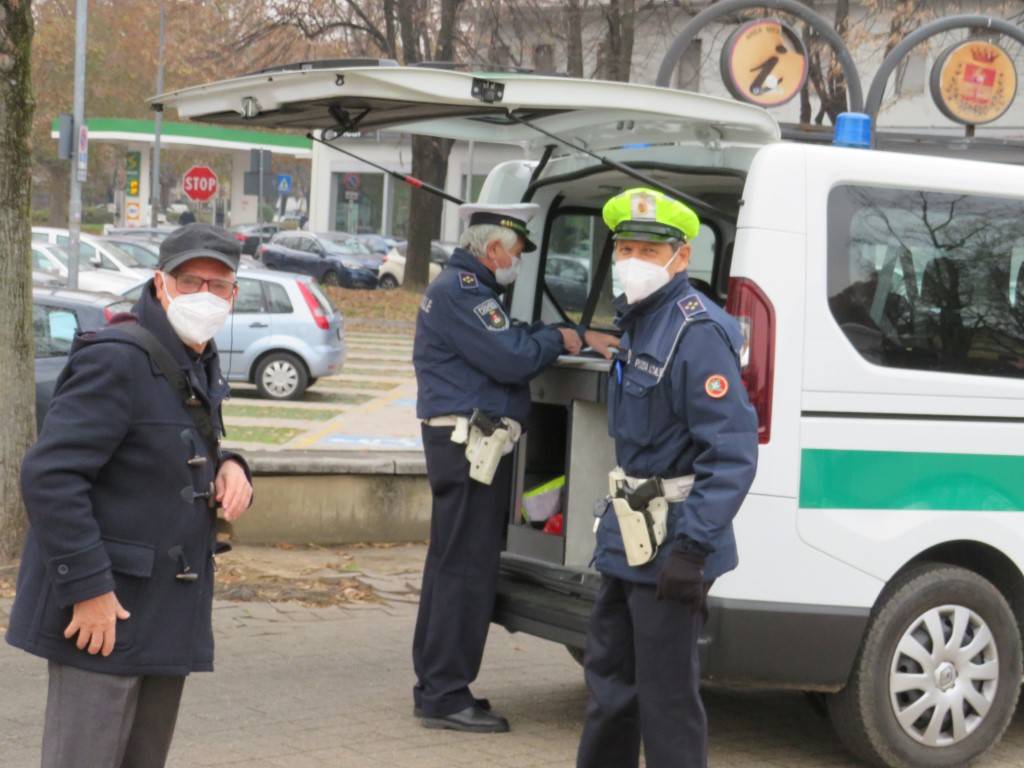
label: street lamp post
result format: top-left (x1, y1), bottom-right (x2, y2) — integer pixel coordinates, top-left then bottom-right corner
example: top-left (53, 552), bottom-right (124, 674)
top-left (151, 2), bottom-right (166, 228)
top-left (67, 0), bottom-right (88, 290)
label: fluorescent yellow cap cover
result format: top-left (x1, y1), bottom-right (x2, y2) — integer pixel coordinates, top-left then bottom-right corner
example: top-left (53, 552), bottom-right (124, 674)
top-left (602, 187), bottom-right (700, 243)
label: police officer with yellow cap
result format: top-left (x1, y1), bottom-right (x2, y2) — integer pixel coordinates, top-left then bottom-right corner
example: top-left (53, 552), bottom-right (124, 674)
top-left (576, 189), bottom-right (758, 768)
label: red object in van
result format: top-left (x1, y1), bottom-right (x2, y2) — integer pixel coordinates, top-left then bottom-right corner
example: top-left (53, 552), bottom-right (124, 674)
top-left (726, 277), bottom-right (775, 445)
top-left (543, 513), bottom-right (563, 536)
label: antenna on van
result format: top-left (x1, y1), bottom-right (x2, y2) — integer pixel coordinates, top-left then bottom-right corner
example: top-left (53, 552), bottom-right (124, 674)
top-left (307, 132), bottom-right (465, 205)
top-left (503, 112), bottom-right (727, 220)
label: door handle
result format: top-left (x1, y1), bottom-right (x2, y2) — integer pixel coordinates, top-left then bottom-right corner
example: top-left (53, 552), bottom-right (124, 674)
top-left (249, 322), bottom-right (269, 329)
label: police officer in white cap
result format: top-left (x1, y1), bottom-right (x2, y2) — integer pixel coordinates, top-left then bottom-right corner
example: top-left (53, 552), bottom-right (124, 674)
top-left (412, 203), bottom-right (591, 732)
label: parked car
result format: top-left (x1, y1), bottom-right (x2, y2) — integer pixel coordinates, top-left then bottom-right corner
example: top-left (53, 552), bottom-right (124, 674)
top-left (232, 223), bottom-right (281, 255)
top-left (33, 286), bottom-right (132, 430)
top-left (103, 225), bottom-right (178, 242)
top-left (378, 241), bottom-right (457, 289)
top-left (100, 236), bottom-right (161, 270)
top-left (31, 242), bottom-right (144, 295)
top-left (256, 231), bottom-right (378, 289)
top-left (33, 227), bottom-right (153, 281)
top-left (123, 268), bottom-right (345, 400)
top-left (357, 233), bottom-right (405, 257)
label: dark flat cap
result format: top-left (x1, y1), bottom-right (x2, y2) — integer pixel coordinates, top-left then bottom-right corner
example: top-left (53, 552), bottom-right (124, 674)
top-left (159, 223), bottom-right (241, 273)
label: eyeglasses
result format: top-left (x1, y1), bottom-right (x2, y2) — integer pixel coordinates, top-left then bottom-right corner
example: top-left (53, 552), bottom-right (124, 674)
top-left (172, 273), bottom-right (237, 300)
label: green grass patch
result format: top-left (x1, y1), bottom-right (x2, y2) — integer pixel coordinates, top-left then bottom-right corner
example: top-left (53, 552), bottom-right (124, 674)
top-left (225, 426), bottom-right (302, 445)
top-left (223, 405), bottom-right (343, 422)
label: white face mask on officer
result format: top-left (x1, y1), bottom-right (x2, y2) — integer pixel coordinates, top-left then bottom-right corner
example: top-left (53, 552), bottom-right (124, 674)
top-left (616, 248), bottom-right (680, 304)
top-left (161, 272), bottom-right (232, 346)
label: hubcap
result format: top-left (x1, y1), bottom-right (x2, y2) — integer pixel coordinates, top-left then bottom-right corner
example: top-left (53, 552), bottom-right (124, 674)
top-left (889, 605), bottom-right (999, 748)
top-left (262, 360), bottom-right (299, 398)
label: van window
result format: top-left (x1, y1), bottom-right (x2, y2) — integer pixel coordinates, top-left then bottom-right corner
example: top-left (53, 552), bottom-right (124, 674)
top-left (544, 212), bottom-right (599, 322)
top-left (828, 185), bottom-right (1024, 377)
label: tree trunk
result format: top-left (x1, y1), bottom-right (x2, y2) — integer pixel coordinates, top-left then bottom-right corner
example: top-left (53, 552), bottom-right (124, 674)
top-left (604, 0), bottom-right (635, 82)
top-left (404, 134), bottom-right (452, 291)
top-left (0, 0), bottom-right (37, 562)
top-left (565, 0), bottom-right (584, 78)
top-left (398, 0), bottom-right (461, 293)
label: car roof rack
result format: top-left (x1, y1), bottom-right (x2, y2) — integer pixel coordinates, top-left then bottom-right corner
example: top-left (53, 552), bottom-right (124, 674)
top-left (781, 123), bottom-right (1024, 166)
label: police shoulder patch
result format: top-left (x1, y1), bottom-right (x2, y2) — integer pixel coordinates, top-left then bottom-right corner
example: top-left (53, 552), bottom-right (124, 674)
top-left (705, 374), bottom-right (729, 399)
top-left (473, 298), bottom-right (509, 331)
top-left (459, 272), bottom-right (479, 289)
top-left (678, 294), bottom-right (706, 319)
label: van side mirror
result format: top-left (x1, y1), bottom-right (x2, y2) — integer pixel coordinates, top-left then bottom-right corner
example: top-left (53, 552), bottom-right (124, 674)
top-left (90, 255), bottom-right (102, 268)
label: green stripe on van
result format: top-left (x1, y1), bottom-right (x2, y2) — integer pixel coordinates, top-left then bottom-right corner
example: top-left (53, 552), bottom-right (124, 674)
top-left (800, 449), bottom-right (1024, 511)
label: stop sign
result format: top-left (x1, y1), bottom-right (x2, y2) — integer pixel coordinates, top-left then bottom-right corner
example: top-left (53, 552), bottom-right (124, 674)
top-left (182, 165), bottom-right (218, 202)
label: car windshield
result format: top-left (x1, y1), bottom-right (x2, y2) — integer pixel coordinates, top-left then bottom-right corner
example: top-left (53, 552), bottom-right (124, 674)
top-left (108, 240), bottom-right (159, 268)
top-left (47, 244), bottom-right (97, 271)
top-left (100, 241), bottom-right (146, 268)
top-left (322, 233), bottom-right (371, 256)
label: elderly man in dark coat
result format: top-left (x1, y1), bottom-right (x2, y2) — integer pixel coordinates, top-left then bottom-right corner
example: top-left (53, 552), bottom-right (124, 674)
top-left (6, 224), bottom-right (254, 768)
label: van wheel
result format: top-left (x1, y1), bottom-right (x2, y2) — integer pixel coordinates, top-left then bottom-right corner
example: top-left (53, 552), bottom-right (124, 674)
top-left (255, 352), bottom-right (309, 400)
top-left (828, 564), bottom-right (1021, 768)
top-left (379, 274), bottom-right (399, 290)
top-left (566, 645), bottom-right (585, 666)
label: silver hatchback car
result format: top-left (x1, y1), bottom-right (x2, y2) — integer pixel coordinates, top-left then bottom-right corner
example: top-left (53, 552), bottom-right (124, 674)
top-left (125, 267), bottom-right (345, 400)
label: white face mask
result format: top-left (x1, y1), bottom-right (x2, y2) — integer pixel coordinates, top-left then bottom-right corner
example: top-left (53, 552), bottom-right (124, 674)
top-left (162, 273), bottom-right (232, 346)
top-left (494, 255), bottom-right (521, 286)
top-left (615, 249), bottom-right (679, 304)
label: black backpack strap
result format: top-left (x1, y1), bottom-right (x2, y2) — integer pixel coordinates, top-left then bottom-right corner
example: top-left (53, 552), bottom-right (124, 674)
top-left (110, 324), bottom-right (220, 456)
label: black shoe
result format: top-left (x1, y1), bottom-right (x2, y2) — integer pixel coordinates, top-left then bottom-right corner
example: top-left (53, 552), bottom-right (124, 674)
top-left (420, 705), bottom-right (510, 733)
top-left (413, 698), bottom-right (490, 718)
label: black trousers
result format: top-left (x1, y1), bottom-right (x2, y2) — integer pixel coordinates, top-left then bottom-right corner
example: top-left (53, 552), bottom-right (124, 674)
top-left (42, 661), bottom-right (184, 768)
top-left (412, 423), bottom-right (512, 717)
top-left (576, 575), bottom-right (707, 768)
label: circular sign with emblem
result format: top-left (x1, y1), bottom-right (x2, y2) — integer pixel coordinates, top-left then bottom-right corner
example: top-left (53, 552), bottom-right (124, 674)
top-left (930, 39), bottom-right (1017, 125)
top-left (720, 18), bottom-right (808, 108)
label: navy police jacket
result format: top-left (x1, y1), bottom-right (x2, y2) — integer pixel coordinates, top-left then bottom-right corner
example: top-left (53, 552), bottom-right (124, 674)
top-left (6, 284), bottom-right (249, 676)
top-left (414, 248), bottom-right (565, 423)
top-left (594, 273), bottom-right (758, 585)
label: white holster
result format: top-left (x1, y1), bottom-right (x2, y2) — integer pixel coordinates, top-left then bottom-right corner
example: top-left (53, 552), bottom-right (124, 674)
top-left (446, 416), bottom-right (520, 486)
top-left (607, 467), bottom-right (694, 567)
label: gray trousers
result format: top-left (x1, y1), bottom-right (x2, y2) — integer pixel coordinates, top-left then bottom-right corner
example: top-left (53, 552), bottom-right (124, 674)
top-left (42, 661), bottom-right (185, 768)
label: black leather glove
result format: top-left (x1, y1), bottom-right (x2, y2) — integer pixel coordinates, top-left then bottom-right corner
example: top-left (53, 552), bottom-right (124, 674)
top-left (656, 546), bottom-right (706, 608)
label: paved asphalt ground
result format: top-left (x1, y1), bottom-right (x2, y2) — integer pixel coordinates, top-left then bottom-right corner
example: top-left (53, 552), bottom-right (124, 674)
top-left (4, 545), bottom-right (1024, 768)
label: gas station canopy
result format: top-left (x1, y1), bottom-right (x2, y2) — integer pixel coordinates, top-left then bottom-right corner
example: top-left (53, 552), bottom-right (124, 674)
top-left (49, 117), bottom-right (312, 157)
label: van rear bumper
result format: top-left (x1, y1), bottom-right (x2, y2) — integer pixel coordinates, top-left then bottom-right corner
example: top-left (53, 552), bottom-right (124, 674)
top-left (493, 556), bottom-right (869, 691)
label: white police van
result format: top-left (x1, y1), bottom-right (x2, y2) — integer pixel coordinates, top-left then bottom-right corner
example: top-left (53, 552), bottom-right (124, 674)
top-left (157, 63), bottom-right (1024, 768)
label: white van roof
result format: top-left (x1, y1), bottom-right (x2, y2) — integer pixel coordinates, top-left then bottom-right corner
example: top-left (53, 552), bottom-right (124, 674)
top-left (152, 64), bottom-right (781, 153)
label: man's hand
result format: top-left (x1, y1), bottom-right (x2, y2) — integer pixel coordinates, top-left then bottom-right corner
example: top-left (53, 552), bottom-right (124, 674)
top-left (216, 459), bottom-right (253, 522)
top-left (65, 591), bottom-right (130, 656)
top-left (584, 330), bottom-right (620, 360)
top-left (558, 327), bottom-right (583, 355)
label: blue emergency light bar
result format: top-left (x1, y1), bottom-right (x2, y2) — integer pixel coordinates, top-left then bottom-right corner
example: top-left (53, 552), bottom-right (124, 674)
top-left (833, 112), bottom-right (872, 149)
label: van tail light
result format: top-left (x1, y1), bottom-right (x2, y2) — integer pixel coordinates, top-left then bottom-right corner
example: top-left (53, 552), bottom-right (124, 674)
top-left (726, 277), bottom-right (775, 444)
top-left (103, 306), bottom-right (115, 323)
top-left (234, 233), bottom-right (247, 242)
top-left (297, 280), bottom-right (330, 330)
